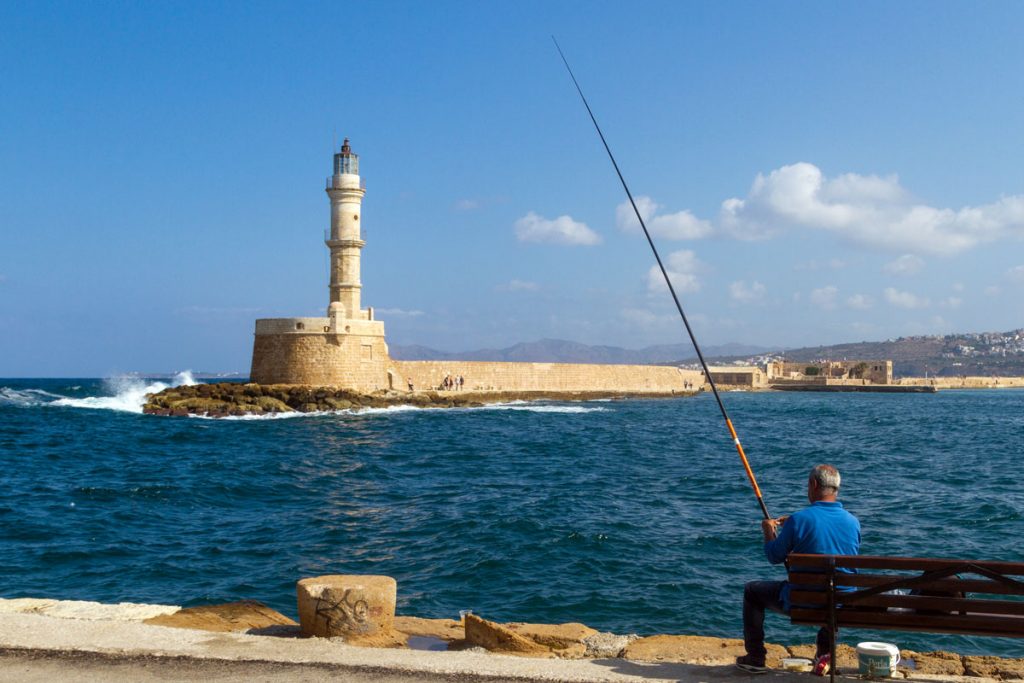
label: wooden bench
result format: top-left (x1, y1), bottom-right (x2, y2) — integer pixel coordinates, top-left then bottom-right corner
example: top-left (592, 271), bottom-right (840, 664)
top-left (787, 554), bottom-right (1024, 682)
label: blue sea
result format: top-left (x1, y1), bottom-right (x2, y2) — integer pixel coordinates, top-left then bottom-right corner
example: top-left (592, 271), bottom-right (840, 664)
top-left (1, 376), bottom-right (1022, 656)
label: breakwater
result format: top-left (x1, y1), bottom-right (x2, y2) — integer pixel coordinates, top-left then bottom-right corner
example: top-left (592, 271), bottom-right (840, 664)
top-left (141, 382), bottom-right (696, 417)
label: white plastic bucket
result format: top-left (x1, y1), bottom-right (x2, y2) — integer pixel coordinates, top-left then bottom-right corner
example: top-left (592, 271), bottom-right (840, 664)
top-left (857, 641), bottom-right (901, 678)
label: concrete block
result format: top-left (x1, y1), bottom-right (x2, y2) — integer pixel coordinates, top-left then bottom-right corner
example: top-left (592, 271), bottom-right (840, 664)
top-left (296, 575), bottom-right (396, 640)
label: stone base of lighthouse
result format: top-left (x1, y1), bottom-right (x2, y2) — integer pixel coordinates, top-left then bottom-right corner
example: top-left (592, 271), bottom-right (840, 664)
top-left (249, 316), bottom-right (393, 392)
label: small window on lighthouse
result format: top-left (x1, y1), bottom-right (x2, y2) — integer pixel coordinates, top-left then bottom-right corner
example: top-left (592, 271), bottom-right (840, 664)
top-left (354, 215), bottom-right (359, 221)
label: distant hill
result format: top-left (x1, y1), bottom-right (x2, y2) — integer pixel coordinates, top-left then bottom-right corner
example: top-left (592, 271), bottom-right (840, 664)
top-left (709, 329), bottom-right (1024, 378)
top-left (390, 338), bottom-right (769, 365)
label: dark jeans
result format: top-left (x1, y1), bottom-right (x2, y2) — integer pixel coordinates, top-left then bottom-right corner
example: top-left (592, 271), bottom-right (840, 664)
top-left (743, 580), bottom-right (832, 660)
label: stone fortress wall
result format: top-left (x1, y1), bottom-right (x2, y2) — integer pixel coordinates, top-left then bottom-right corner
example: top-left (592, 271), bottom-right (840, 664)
top-left (392, 360), bottom-right (703, 394)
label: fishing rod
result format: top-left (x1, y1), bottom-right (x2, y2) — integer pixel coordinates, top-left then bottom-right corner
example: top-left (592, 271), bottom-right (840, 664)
top-left (553, 37), bottom-right (772, 521)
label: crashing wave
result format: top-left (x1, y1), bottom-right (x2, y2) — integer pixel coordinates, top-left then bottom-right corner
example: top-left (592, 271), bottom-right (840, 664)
top-left (46, 371), bottom-right (199, 414)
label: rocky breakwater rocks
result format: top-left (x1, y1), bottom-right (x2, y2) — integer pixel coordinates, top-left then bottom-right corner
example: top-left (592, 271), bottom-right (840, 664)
top-left (143, 383), bottom-right (485, 418)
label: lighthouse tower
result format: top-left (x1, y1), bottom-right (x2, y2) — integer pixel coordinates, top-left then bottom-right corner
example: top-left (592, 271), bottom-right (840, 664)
top-left (326, 139), bottom-right (367, 322)
top-left (249, 139), bottom-right (390, 389)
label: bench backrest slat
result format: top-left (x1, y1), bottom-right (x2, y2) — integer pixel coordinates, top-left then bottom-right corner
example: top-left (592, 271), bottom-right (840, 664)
top-left (790, 608), bottom-right (1024, 638)
top-left (788, 554), bottom-right (1024, 575)
top-left (787, 571), bottom-right (1024, 597)
top-left (789, 589), bottom-right (1024, 616)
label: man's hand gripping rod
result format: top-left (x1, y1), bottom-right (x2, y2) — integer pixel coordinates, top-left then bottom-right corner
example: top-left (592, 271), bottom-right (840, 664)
top-left (553, 37), bottom-right (771, 520)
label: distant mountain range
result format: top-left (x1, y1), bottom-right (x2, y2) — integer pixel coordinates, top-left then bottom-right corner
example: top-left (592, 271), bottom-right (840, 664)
top-left (389, 338), bottom-right (769, 365)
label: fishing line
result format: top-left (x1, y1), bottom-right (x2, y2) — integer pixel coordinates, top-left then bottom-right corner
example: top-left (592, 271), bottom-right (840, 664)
top-left (553, 37), bottom-right (771, 520)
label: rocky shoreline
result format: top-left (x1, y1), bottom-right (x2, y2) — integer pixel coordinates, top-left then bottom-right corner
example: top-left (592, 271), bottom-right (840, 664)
top-left (142, 383), bottom-right (694, 418)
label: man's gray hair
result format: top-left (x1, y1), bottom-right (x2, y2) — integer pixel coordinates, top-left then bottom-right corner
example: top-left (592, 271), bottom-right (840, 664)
top-left (810, 464), bottom-right (841, 493)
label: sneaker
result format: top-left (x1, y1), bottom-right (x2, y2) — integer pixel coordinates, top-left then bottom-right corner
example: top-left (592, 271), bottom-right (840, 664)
top-left (736, 654), bottom-right (769, 674)
top-left (813, 653), bottom-right (831, 676)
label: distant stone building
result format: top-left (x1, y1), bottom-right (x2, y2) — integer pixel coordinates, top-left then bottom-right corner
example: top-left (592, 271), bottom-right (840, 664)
top-left (766, 360), bottom-right (893, 385)
top-left (249, 142), bottom-right (703, 393)
top-left (706, 366), bottom-right (768, 388)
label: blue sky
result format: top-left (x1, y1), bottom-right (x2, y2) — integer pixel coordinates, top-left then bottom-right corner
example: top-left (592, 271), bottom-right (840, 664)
top-left (2, 1), bottom-right (1023, 376)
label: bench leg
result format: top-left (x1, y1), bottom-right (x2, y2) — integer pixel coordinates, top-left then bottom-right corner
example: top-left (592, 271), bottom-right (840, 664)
top-left (828, 567), bottom-right (837, 683)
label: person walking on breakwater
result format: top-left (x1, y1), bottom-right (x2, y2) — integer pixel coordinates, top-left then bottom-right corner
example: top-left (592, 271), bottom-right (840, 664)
top-left (735, 464), bottom-right (861, 675)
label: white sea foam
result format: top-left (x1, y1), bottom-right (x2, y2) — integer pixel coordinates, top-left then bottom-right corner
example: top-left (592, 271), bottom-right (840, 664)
top-left (355, 404), bottom-right (426, 415)
top-left (51, 371), bottom-right (198, 414)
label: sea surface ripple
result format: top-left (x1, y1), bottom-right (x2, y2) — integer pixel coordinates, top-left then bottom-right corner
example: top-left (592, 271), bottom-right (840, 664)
top-left (1, 377), bottom-right (1022, 656)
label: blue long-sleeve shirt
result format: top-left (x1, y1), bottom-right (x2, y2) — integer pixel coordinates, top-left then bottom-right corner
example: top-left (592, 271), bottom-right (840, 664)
top-left (764, 500), bottom-right (861, 610)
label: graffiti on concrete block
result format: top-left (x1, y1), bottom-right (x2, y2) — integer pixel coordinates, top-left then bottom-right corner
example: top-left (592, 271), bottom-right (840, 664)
top-left (314, 588), bottom-right (372, 634)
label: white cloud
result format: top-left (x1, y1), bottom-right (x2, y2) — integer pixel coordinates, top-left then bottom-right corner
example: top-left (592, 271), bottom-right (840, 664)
top-left (884, 287), bottom-right (930, 309)
top-left (497, 279), bottom-right (539, 292)
top-left (883, 254), bottom-right (925, 275)
top-left (1006, 265), bottom-right (1024, 284)
top-left (617, 196), bottom-right (657, 229)
top-left (514, 211), bottom-right (601, 246)
top-left (709, 162), bottom-right (1024, 254)
top-left (810, 285), bottom-right (838, 310)
top-left (376, 307), bottom-right (425, 317)
top-left (729, 280), bottom-right (766, 303)
top-left (647, 250), bottom-right (705, 294)
top-left (846, 294), bottom-right (874, 310)
top-left (616, 197), bottom-right (713, 240)
top-left (942, 297), bottom-right (963, 309)
top-left (951, 282), bottom-right (965, 292)
top-left (454, 198), bottom-right (481, 211)
top-left (985, 285), bottom-right (1002, 297)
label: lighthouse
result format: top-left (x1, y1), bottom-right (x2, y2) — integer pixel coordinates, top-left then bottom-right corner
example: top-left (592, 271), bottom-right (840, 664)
top-left (250, 139), bottom-right (389, 389)
top-left (326, 138), bottom-right (367, 322)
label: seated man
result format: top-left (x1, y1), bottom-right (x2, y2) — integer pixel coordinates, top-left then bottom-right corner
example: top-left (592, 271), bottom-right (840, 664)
top-left (736, 464), bottom-right (861, 674)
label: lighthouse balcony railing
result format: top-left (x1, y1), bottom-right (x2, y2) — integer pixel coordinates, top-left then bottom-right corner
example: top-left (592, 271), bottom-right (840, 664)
top-left (325, 176), bottom-right (366, 190)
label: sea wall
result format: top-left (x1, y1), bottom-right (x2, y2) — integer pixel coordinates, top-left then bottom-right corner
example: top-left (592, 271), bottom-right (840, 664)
top-left (391, 360), bottom-right (702, 393)
top-left (894, 376), bottom-right (1024, 389)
